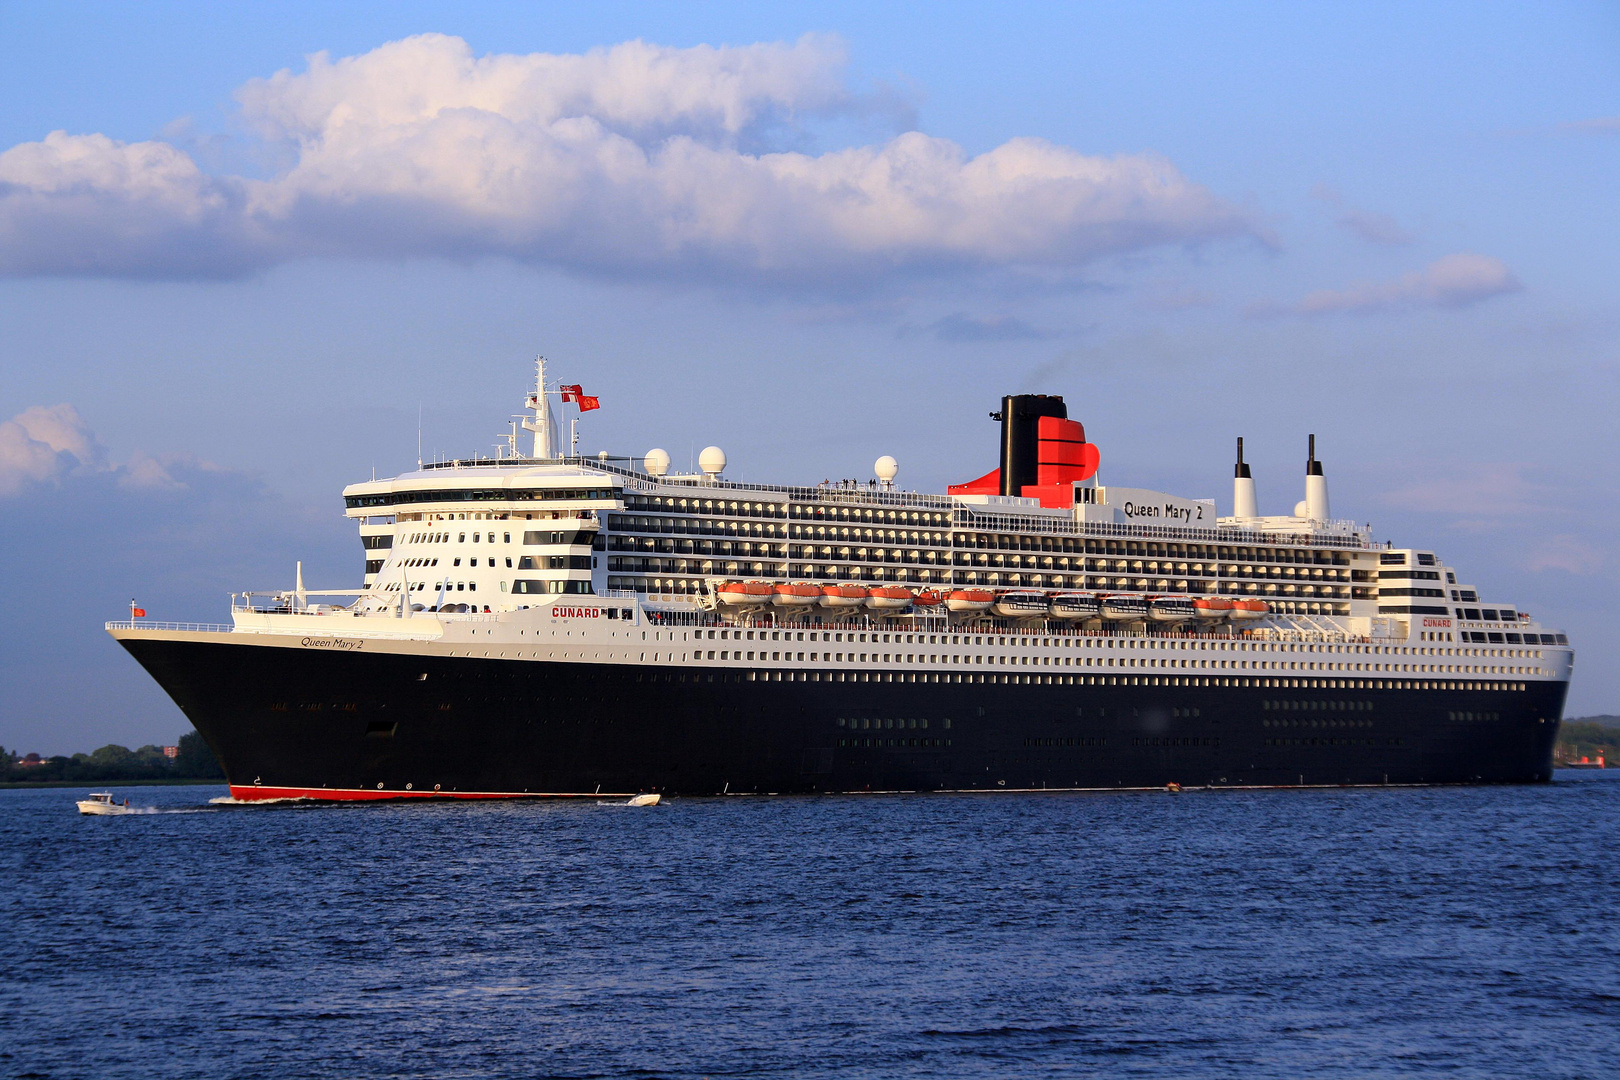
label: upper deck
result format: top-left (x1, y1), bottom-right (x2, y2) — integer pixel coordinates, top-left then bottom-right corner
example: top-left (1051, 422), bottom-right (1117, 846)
top-left (345, 454), bottom-right (1378, 552)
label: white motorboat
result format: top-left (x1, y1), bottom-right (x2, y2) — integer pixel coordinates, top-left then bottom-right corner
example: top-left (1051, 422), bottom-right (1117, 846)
top-left (77, 791), bottom-right (136, 815)
top-left (626, 793), bottom-right (661, 806)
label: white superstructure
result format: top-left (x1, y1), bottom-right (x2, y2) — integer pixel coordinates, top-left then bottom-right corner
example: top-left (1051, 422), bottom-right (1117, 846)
top-left (145, 362), bottom-right (1565, 696)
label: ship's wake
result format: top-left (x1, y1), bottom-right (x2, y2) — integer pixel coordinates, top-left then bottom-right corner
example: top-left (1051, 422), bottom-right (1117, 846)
top-left (206, 795), bottom-right (317, 807)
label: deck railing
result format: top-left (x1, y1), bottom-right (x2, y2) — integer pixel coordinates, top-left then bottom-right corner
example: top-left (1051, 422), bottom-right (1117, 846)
top-left (105, 620), bottom-right (233, 633)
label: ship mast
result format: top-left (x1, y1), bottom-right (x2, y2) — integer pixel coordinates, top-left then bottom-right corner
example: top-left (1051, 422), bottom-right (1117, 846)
top-left (521, 356), bottom-right (560, 460)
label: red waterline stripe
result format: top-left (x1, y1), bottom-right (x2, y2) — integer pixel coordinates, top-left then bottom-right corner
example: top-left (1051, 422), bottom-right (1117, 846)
top-left (228, 784), bottom-right (625, 802)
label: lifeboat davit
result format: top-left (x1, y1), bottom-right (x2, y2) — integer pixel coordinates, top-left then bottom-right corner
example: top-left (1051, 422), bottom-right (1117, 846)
top-left (1228, 598), bottom-right (1270, 621)
top-left (1192, 597), bottom-right (1233, 620)
top-left (771, 582), bottom-right (821, 607)
top-left (945, 588), bottom-right (994, 613)
top-left (866, 586), bottom-right (915, 611)
top-left (1049, 593), bottom-right (1100, 620)
top-left (912, 590), bottom-right (945, 609)
top-left (717, 580), bottom-right (772, 607)
top-left (1149, 597), bottom-right (1196, 622)
top-left (819, 583), bottom-right (868, 609)
top-left (992, 590), bottom-right (1048, 618)
top-left (1100, 595), bottom-right (1150, 621)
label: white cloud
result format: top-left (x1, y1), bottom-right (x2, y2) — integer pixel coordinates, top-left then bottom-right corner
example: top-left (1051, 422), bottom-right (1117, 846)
top-left (0, 404), bottom-right (106, 494)
top-left (0, 404), bottom-right (205, 495)
top-left (1309, 184), bottom-right (1414, 246)
top-left (1251, 253), bottom-right (1522, 317)
top-left (120, 451), bottom-right (187, 491)
top-left (1558, 116), bottom-right (1620, 135)
top-left (1379, 461), bottom-right (1545, 519)
top-left (236, 34), bottom-right (857, 147)
top-left (0, 34), bottom-right (1256, 284)
top-left (0, 132), bottom-right (256, 277)
top-left (1527, 535), bottom-right (1605, 575)
top-left (924, 313), bottom-right (1052, 342)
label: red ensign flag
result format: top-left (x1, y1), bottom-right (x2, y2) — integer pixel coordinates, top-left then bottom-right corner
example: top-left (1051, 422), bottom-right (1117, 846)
top-left (577, 395), bottom-right (601, 411)
top-left (131, 607), bottom-right (147, 618)
top-left (558, 384), bottom-right (582, 402)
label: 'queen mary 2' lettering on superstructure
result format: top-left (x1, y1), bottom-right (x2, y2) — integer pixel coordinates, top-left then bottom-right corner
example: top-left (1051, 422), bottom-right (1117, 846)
top-left (108, 357), bottom-right (1572, 801)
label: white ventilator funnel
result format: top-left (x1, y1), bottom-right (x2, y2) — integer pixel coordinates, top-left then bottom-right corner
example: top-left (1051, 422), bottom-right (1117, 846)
top-left (1304, 434), bottom-right (1330, 522)
top-left (1233, 437), bottom-right (1258, 518)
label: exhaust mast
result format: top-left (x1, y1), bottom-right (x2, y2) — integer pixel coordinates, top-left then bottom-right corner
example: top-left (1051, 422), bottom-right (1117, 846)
top-left (1233, 437), bottom-right (1258, 518)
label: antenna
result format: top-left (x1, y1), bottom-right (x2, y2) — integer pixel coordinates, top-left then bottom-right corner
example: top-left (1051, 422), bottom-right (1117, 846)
top-left (521, 355), bottom-right (560, 459)
top-left (417, 404), bottom-right (423, 470)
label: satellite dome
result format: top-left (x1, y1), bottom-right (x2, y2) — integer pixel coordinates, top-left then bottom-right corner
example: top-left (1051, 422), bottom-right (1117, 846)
top-left (874, 455), bottom-right (899, 484)
top-left (698, 445), bottom-right (727, 477)
top-left (644, 448), bottom-right (671, 477)
top-left (1294, 500), bottom-right (1310, 518)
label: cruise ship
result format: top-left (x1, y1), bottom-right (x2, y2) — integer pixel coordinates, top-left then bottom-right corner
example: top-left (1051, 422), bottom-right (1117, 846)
top-left (109, 360), bottom-right (1571, 800)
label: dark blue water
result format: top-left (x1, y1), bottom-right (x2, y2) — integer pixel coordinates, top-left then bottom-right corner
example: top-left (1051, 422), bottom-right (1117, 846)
top-left (4, 776), bottom-right (1618, 1079)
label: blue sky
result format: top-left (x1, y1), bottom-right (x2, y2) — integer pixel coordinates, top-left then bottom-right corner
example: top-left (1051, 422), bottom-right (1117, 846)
top-left (2, 1), bottom-right (1617, 752)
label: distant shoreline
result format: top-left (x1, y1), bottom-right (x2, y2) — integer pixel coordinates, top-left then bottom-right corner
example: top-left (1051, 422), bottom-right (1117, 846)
top-left (0, 778), bottom-right (226, 790)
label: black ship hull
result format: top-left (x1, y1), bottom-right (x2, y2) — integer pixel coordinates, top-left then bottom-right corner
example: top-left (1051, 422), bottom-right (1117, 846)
top-left (118, 637), bottom-right (1567, 799)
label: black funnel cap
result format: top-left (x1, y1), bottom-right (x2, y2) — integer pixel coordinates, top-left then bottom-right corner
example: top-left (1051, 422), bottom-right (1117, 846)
top-left (998, 394), bottom-right (1068, 497)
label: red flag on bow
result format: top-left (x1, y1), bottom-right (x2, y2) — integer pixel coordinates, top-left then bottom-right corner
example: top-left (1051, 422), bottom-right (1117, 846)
top-left (558, 384), bottom-right (582, 402)
top-left (131, 602), bottom-right (147, 618)
top-left (576, 395), bottom-right (601, 412)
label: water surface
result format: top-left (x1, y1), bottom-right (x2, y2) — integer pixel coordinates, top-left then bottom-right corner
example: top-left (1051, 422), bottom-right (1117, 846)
top-left (4, 775), bottom-right (1618, 1078)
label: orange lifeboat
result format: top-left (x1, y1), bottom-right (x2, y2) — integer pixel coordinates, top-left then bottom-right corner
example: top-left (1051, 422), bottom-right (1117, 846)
top-left (1192, 597), bottom-right (1233, 620)
top-left (717, 580), bottom-right (772, 607)
top-left (1227, 598), bottom-right (1269, 621)
top-left (866, 586), bottom-right (915, 611)
top-left (945, 588), bottom-right (995, 614)
top-left (912, 589), bottom-right (944, 609)
top-left (819, 583), bottom-right (868, 609)
top-left (772, 582), bottom-right (821, 608)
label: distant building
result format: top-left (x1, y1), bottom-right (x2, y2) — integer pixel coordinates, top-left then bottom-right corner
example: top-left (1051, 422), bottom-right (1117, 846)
top-left (163, 746), bottom-right (179, 759)
top-left (17, 753), bottom-right (44, 767)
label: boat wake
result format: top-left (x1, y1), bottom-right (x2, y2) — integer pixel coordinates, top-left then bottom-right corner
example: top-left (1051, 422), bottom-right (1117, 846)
top-left (206, 795), bottom-right (317, 806)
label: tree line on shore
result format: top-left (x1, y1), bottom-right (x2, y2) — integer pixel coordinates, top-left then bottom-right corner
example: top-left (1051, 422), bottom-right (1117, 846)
top-left (3, 732), bottom-right (223, 782)
top-left (1556, 715), bottom-right (1619, 765)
